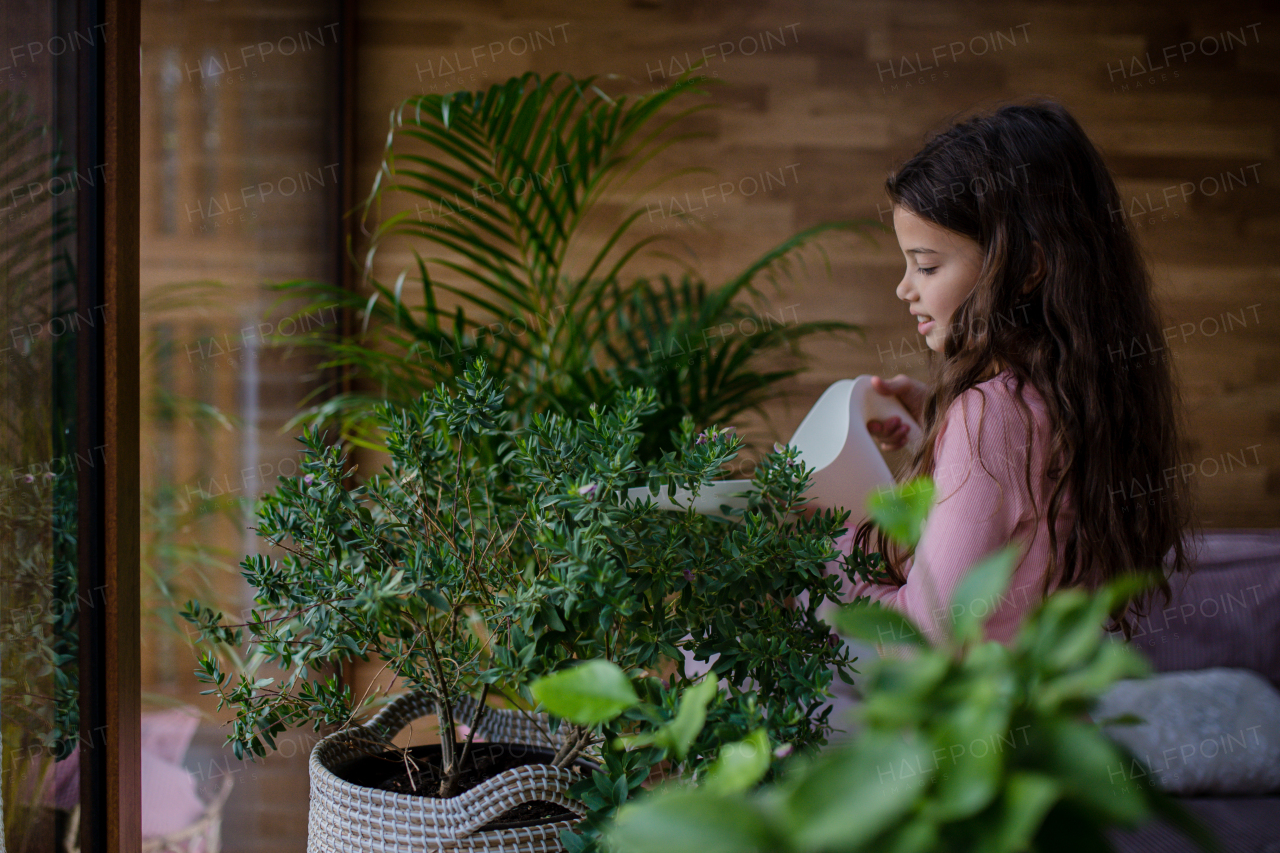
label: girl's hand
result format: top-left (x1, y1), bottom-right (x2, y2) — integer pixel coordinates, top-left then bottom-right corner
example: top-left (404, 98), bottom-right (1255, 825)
top-left (867, 374), bottom-right (927, 452)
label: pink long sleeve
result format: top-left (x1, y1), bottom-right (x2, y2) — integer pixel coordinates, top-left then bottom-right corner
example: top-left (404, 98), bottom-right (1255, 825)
top-left (833, 372), bottom-right (1073, 645)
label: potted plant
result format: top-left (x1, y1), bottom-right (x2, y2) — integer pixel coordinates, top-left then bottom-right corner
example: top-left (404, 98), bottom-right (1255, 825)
top-left (277, 70), bottom-right (869, 461)
top-left (184, 359), bottom-right (858, 852)
top-left (601, 481), bottom-right (1214, 853)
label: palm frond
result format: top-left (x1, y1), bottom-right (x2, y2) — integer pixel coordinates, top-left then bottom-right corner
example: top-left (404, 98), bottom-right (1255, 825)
top-left (276, 72), bottom-right (878, 455)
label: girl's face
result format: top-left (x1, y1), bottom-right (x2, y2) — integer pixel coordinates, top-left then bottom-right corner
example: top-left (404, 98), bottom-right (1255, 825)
top-left (892, 205), bottom-right (984, 353)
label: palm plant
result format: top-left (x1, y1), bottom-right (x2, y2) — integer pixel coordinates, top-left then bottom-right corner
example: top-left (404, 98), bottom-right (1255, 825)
top-left (280, 71), bottom-right (870, 456)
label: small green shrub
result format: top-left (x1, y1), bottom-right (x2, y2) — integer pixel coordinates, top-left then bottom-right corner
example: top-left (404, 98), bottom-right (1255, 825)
top-left (186, 360), bottom-right (857, 844)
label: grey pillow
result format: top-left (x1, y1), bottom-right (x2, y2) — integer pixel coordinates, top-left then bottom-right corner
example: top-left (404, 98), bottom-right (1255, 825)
top-left (1095, 668), bottom-right (1280, 795)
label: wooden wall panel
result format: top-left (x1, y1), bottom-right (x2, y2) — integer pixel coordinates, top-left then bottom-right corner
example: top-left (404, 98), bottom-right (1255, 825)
top-left (356, 0), bottom-right (1280, 527)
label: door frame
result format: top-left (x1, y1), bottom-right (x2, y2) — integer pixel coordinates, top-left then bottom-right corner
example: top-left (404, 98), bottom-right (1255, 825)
top-left (75, 1), bottom-right (140, 850)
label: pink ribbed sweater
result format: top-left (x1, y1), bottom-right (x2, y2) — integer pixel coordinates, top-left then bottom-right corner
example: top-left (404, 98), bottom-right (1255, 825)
top-left (832, 372), bottom-right (1074, 645)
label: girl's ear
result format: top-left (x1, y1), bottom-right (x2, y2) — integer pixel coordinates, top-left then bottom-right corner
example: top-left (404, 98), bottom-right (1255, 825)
top-left (1022, 241), bottom-right (1047, 294)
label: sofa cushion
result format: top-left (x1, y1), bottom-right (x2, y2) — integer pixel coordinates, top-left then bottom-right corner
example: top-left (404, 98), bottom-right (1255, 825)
top-left (1109, 796), bottom-right (1280, 853)
top-left (1096, 668), bottom-right (1280, 796)
top-left (1128, 530), bottom-right (1280, 689)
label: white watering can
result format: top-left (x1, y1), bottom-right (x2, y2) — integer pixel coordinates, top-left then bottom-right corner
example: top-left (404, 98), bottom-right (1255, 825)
top-left (626, 376), bottom-right (923, 517)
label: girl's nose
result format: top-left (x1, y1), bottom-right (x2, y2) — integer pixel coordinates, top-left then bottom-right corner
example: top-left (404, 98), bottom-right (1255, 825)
top-left (895, 273), bottom-right (913, 302)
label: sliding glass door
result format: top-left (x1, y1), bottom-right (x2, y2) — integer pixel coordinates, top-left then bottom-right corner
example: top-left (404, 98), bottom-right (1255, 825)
top-left (0, 1), bottom-right (138, 851)
top-left (1, 2), bottom-right (85, 847)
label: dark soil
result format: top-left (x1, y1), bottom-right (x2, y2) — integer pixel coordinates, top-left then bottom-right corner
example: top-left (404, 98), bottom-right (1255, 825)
top-left (340, 742), bottom-right (581, 830)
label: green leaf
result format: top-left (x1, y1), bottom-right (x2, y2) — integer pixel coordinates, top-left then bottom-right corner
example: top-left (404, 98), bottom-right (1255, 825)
top-left (540, 598), bottom-right (567, 632)
top-left (931, 728), bottom-right (1002, 820)
top-left (866, 477), bottom-right (935, 548)
top-left (657, 676), bottom-right (717, 759)
top-left (948, 545), bottom-right (1020, 644)
top-left (877, 819), bottom-right (940, 853)
top-left (704, 728), bottom-right (771, 795)
top-left (783, 733), bottom-right (934, 851)
top-left (830, 601), bottom-right (926, 648)
top-left (607, 792), bottom-right (772, 853)
top-left (1035, 641), bottom-right (1149, 709)
top-left (1031, 719), bottom-right (1148, 825)
top-left (619, 676), bottom-right (717, 759)
top-left (530, 659), bottom-right (639, 725)
top-left (970, 772), bottom-right (1061, 853)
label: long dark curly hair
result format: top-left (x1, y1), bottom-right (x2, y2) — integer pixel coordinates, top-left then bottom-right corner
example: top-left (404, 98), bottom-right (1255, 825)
top-left (854, 100), bottom-right (1194, 633)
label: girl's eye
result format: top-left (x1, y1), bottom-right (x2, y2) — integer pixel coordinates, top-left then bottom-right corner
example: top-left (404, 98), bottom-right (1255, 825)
top-left (918, 266), bottom-right (937, 275)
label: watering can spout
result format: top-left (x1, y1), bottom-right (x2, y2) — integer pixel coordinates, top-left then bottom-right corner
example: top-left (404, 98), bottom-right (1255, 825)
top-left (626, 376), bottom-right (923, 518)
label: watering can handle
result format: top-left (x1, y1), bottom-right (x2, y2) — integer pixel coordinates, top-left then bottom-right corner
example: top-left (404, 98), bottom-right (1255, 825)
top-left (858, 378), bottom-right (923, 453)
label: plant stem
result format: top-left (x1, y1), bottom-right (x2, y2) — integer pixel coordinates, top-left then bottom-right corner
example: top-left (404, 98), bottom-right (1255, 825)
top-left (420, 628), bottom-right (458, 796)
top-left (553, 728), bottom-right (593, 769)
top-left (559, 738), bottom-right (591, 769)
top-left (435, 709), bottom-right (460, 796)
top-left (551, 723), bottom-right (581, 765)
top-left (456, 683), bottom-right (489, 774)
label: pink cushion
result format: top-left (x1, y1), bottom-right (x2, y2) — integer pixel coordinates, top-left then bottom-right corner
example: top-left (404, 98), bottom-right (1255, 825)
top-left (42, 733), bottom-right (207, 838)
top-left (140, 708), bottom-right (206, 838)
top-left (141, 708), bottom-right (201, 765)
top-left (141, 748), bottom-right (207, 838)
top-left (46, 708), bottom-right (209, 838)
top-left (45, 748), bottom-right (80, 812)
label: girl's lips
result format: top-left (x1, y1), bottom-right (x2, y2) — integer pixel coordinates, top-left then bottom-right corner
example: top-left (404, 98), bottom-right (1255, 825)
top-left (917, 318), bottom-right (935, 335)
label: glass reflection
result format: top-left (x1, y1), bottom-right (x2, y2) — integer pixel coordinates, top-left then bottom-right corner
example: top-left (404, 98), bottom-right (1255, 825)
top-left (0, 23), bottom-right (82, 852)
top-left (138, 2), bottom-right (343, 851)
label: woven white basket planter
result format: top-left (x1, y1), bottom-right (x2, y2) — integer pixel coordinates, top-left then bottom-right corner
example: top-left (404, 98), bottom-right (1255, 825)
top-left (308, 693), bottom-right (587, 853)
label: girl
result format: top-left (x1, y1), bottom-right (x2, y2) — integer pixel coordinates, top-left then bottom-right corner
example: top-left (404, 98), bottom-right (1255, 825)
top-left (846, 100), bottom-right (1193, 645)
